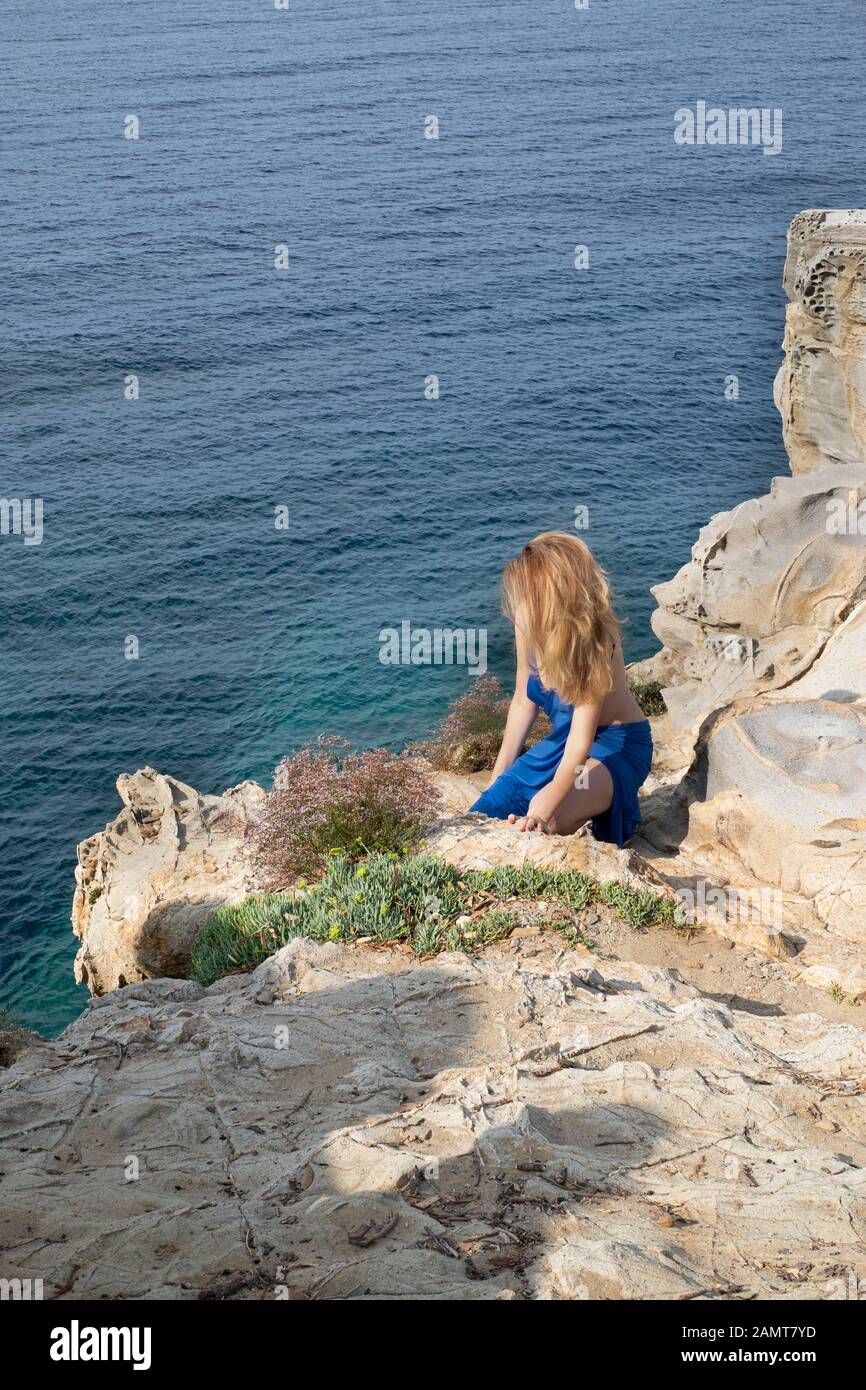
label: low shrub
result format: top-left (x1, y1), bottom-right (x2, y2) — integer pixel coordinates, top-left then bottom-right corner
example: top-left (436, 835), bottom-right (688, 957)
top-left (628, 679), bottom-right (667, 717)
top-left (191, 852), bottom-right (464, 985)
top-left (417, 676), bottom-right (551, 772)
top-left (251, 736), bottom-right (440, 887)
top-left (444, 908), bottom-right (520, 954)
top-left (596, 880), bottom-right (678, 930)
top-left (0, 1006), bottom-right (38, 1065)
top-left (464, 863), bottom-right (595, 910)
top-left (187, 892), bottom-right (301, 986)
top-left (190, 853), bottom-right (690, 986)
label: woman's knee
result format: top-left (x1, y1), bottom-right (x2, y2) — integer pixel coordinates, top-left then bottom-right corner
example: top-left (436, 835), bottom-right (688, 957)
top-left (470, 776), bottom-right (527, 820)
top-left (551, 759), bottom-right (614, 835)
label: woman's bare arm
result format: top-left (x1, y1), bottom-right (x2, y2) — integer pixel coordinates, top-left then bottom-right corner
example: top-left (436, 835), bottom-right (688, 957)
top-left (486, 625), bottom-right (538, 787)
top-left (525, 701), bottom-right (602, 824)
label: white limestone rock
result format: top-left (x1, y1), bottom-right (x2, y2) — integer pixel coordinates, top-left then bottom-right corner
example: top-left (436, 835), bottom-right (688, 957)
top-left (72, 767), bottom-right (265, 995)
top-left (2, 937), bottom-right (864, 1301)
top-left (640, 698), bottom-right (866, 997)
top-left (775, 209), bottom-right (866, 476)
top-left (649, 461), bottom-right (866, 731)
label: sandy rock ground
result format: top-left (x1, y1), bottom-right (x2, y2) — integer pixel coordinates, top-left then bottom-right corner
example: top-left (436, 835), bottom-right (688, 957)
top-left (2, 932), bottom-right (864, 1301)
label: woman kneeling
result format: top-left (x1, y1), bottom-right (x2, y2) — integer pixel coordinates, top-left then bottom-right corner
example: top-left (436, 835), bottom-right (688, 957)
top-left (469, 532), bottom-right (652, 847)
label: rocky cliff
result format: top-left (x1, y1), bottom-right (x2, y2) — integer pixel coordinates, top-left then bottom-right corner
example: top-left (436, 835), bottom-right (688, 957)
top-left (776, 209), bottom-right (866, 476)
top-left (649, 210), bottom-right (866, 732)
top-left (2, 212), bottom-right (866, 1302)
top-left (72, 769), bottom-right (264, 995)
top-left (66, 219), bottom-right (866, 1010)
top-left (635, 210), bottom-right (866, 998)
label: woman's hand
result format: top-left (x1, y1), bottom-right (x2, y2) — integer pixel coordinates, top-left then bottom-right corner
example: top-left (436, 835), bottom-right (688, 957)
top-left (507, 812), bottom-right (550, 833)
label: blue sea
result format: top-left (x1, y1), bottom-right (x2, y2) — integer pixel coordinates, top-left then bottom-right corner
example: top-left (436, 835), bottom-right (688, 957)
top-left (1, 0), bottom-right (864, 1035)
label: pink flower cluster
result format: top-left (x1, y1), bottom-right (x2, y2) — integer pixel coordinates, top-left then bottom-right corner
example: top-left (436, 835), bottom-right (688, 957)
top-left (252, 736), bottom-right (440, 887)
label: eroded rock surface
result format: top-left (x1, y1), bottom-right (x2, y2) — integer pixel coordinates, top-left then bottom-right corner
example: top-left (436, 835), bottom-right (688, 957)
top-left (429, 770), bottom-right (648, 884)
top-left (775, 209), bottom-right (866, 475)
top-left (649, 461), bottom-right (866, 731)
top-left (639, 702), bottom-right (866, 998)
top-left (2, 938), bottom-right (865, 1301)
top-left (636, 211), bottom-right (866, 996)
top-left (73, 768), bottom-right (264, 995)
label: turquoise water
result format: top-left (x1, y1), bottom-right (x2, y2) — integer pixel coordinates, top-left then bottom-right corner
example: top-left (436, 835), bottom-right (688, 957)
top-left (1, 0), bottom-right (864, 1035)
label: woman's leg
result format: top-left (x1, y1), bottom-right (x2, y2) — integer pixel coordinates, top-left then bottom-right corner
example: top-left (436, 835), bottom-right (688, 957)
top-left (545, 758), bottom-right (614, 834)
top-left (469, 771), bottom-right (531, 820)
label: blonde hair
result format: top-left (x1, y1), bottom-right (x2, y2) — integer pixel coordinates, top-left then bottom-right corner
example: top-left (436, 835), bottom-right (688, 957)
top-left (502, 532), bottom-right (620, 706)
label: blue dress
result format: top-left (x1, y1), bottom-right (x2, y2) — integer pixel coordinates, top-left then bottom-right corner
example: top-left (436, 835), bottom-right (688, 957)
top-left (469, 672), bottom-right (653, 846)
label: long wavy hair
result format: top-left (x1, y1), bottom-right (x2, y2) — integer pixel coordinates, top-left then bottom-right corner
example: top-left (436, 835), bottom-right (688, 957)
top-left (501, 532), bottom-right (620, 706)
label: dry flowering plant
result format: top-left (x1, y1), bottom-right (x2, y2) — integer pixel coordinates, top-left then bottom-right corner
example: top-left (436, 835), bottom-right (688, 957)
top-left (251, 735), bottom-right (440, 886)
